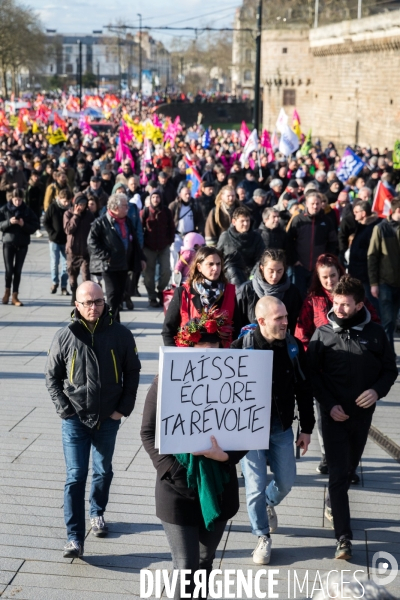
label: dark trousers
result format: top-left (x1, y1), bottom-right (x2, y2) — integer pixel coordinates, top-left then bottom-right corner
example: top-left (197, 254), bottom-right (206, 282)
top-left (379, 283), bottom-right (400, 349)
top-left (161, 520), bottom-right (227, 600)
top-left (67, 253), bottom-right (90, 291)
top-left (3, 243), bottom-right (28, 292)
top-left (102, 270), bottom-right (127, 322)
top-left (293, 264), bottom-right (313, 299)
top-left (322, 411), bottom-right (372, 540)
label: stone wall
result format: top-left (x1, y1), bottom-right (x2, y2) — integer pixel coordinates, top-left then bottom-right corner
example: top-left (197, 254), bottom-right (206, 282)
top-left (261, 11), bottom-right (400, 149)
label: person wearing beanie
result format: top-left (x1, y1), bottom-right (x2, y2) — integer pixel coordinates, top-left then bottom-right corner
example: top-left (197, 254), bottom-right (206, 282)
top-left (174, 232), bottom-right (205, 283)
top-left (63, 194), bottom-right (95, 304)
top-left (141, 190), bottom-right (175, 308)
top-left (246, 188), bottom-right (268, 230)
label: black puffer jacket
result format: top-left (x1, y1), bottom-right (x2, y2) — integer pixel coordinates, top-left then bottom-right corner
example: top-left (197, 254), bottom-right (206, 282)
top-left (308, 308), bottom-right (397, 417)
top-left (87, 212), bottom-right (145, 274)
top-left (43, 201), bottom-right (68, 245)
top-left (140, 376), bottom-right (247, 526)
top-left (217, 225), bottom-right (265, 283)
top-left (0, 202), bottom-right (39, 246)
top-left (231, 326), bottom-right (315, 434)
top-left (45, 305), bottom-right (141, 427)
top-left (236, 276), bottom-right (303, 334)
top-left (286, 210), bottom-right (338, 270)
top-left (348, 216), bottom-right (381, 283)
top-left (258, 223), bottom-right (287, 250)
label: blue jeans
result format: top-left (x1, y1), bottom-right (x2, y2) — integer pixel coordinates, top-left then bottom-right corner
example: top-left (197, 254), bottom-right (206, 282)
top-left (240, 418), bottom-right (296, 536)
top-left (379, 283), bottom-right (400, 349)
top-left (49, 241), bottom-right (68, 288)
top-left (62, 415), bottom-right (120, 542)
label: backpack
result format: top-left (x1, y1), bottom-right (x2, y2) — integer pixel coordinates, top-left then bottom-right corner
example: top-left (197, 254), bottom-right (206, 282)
top-left (238, 323), bottom-right (305, 381)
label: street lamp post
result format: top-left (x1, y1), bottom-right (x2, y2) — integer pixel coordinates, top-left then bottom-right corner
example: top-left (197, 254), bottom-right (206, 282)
top-left (137, 13), bottom-right (142, 113)
top-left (253, 0), bottom-right (262, 133)
top-left (77, 39), bottom-right (83, 109)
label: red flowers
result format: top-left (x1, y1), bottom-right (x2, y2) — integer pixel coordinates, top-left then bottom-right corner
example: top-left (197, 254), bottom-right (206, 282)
top-left (174, 308), bottom-right (232, 347)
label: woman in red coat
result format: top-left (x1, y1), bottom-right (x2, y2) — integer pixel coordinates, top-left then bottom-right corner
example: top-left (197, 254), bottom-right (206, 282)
top-left (162, 246), bottom-right (240, 347)
top-left (295, 253), bottom-right (379, 479)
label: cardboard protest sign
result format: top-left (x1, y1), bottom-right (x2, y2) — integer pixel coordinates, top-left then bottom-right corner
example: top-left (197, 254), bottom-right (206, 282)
top-left (156, 347), bottom-right (273, 454)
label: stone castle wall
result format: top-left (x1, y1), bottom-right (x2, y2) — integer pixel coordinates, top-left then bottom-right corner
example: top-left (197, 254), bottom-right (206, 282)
top-left (261, 11), bottom-right (400, 149)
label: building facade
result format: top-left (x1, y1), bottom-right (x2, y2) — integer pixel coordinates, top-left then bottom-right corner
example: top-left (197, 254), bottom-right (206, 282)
top-left (42, 31), bottom-right (171, 91)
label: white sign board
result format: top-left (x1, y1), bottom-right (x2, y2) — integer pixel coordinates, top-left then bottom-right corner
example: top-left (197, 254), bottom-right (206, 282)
top-left (156, 347), bottom-right (273, 454)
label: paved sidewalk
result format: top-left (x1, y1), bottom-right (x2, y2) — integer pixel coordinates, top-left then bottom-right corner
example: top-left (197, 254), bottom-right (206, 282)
top-left (0, 236), bottom-right (399, 599)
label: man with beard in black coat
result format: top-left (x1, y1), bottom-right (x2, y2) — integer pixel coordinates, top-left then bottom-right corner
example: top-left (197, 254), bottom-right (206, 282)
top-left (217, 206), bottom-right (265, 286)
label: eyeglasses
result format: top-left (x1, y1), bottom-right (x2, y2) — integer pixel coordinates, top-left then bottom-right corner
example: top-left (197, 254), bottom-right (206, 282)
top-left (76, 299), bottom-right (105, 308)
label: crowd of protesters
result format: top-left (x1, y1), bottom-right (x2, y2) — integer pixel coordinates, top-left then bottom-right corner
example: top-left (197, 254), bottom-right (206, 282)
top-left (1, 94), bottom-right (399, 584)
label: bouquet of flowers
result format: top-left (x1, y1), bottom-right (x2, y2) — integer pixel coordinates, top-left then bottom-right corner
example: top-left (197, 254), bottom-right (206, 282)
top-left (174, 307), bottom-right (233, 347)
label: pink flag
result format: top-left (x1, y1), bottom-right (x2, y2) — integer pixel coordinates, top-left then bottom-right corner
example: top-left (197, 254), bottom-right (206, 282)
top-left (292, 109), bottom-right (301, 125)
top-left (115, 135), bottom-right (134, 171)
top-left (239, 121), bottom-right (250, 146)
top-left (260, 129), bottom-right (275, 163)
top-left (120, 121), bottom-right (133, 143)
top-left (153, 113), bottom-right (162, 128)
top-left (78, 116), bottom-right (97, 137)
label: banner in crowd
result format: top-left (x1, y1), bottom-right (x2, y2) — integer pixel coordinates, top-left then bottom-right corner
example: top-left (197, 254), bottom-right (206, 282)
top-left (156, 348), bottom-right (273, 454)
top-left (336, 146), bottom-right (364, 182)
top-left (279, 123), bottom-right (299, 156)
top-left (372, 180), bottom-right (394, 218)
top-left (393, 139), bottom-right (400, 169)
top-left (240, 129), bottom-right (259, 167)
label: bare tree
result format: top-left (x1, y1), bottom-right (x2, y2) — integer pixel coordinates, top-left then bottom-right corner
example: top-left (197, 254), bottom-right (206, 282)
top-left (0, 0), bottom-right (46, 97)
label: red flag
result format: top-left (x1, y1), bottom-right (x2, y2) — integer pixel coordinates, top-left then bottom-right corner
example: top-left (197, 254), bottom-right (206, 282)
top-left (372, 181), bottom-right (394, 218)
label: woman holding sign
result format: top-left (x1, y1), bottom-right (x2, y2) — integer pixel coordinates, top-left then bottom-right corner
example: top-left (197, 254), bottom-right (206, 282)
top-left (141, 330), bottom-right (247, 600)
top-left (162, 246), bottom-right (240, 347)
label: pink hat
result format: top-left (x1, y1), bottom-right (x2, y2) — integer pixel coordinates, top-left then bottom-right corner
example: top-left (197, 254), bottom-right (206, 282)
top-left (182, 232), bottom-right (205, 250)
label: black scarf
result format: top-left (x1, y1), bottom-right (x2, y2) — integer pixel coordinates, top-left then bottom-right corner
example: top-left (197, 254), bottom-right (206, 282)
top-left (331, 306), bottom-right (366, 329)
top-left (252, 270), bottom-right (291, 301)
top-left (7, 201), bottom-right (26, 219)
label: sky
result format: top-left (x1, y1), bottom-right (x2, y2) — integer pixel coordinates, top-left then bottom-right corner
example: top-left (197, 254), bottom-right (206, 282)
top-left (36, 0), bottom-right (239, 47)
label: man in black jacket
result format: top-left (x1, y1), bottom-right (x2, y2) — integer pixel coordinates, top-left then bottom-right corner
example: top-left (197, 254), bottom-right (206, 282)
top-left (286, 191), bottom-right (338, 298)
top-left (43, 188), bottom-right (71, 295)
top-left (348, 200), bottom-right (380, 313)
top-left (217, 206), bottom-right (265, 286)
top-left (232, 296), bottom-right (315, 565)
top-left (87, 193), bottom-right (146, 321)
top-left (308, 276), bottom-right (397, 561)
top-left (46, 280), bottom-right (141, 559)
top-left (258, 207), bottom-right (287, 251)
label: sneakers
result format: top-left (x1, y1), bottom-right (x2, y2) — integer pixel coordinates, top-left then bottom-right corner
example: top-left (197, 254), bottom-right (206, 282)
top-left (90, 515), bottom-right (108, 537)
top-left (335, 537), bottom-right (352, 560)
top-left (61, 288), bottom-right (70, 296)
top-left (63, 540), bottom-right (83, 558)
top-left (252, 535), bottom-right (272, 565)
top-left (316, 457), bottom-right (329, 475)
top-left (325, 506), bottom-right (334, 528)
top-left (35, 230), bottom-right (43, 238)
top-left (51, 284), bottom-right (58, 294)
top-left (267, 505), bottom-right (278, 533)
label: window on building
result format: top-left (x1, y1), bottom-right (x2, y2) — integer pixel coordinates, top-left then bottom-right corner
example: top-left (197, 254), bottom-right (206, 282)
top-left (66, 63), bottom-right (73, 74)
top-left (50, 64), bottom-right (53, 73)
top-left (283, 89), bottom-right (296, 106)
top-left (245, 48), bottom-right (252, 63)
top-left (244, 69), bottom-right (252, 82)
top-left (65, 46), bottom-right (72, 54)
top-left (282, 47), bottom-right (288, 54)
